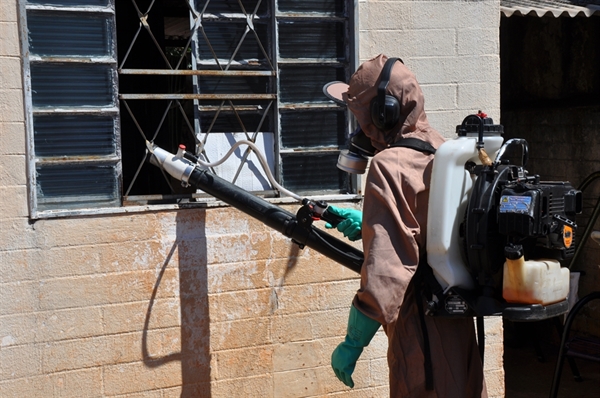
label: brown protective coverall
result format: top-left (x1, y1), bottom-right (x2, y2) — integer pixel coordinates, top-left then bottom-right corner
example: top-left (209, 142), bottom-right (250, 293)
top-left (347, 54), bottom-right (487, 397)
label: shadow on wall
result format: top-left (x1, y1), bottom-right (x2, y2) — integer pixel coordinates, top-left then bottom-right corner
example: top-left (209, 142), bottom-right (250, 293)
top-left (142, 209), bottom-right (211, 397)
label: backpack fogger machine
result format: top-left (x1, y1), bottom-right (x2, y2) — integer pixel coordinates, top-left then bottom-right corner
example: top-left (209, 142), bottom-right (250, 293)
top-left (425, 114), bottom-right (581, 320)
top-left (146, 113), bottom-right (581, 322)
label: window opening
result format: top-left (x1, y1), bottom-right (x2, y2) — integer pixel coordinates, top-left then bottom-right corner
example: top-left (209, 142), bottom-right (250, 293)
top-left (21, 0), bottom-right (355, 216)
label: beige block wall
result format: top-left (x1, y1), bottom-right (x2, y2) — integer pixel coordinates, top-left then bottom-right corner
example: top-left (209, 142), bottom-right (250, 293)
top-left (358, 0), bottom-right (502, 138)
top-left (1, 1), bottom-right (503, 397)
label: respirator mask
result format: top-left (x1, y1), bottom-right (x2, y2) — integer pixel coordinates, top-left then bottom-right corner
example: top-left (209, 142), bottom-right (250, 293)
top-left (328, 58), bottom-right (404, 175)
top-left (337, 127), bottom-right (376, 174)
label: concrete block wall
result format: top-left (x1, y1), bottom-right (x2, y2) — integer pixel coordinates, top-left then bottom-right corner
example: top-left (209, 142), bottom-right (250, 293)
top-left (203, 208), bottom-right (379, 397)
top-left (358, 0), bottom-right (502, 139)
top-left (1, 0), bottom-right (503, 397)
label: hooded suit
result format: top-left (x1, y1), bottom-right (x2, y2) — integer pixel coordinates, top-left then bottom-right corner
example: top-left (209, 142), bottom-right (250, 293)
top-left (347, 54), bottom-right (487, 397)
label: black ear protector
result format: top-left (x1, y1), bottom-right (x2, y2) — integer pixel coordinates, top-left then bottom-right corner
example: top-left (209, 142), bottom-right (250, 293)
top-left (370, 57), bottom-right (403, 130)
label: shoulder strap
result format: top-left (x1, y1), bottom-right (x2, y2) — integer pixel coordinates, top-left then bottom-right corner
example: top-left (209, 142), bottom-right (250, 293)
top-left (414, 252), bottom-right (435, 391)
top-left (390, 138), bottom-right (436, 155)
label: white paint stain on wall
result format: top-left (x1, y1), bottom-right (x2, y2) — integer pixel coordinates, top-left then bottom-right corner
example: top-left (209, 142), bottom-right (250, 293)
top-left (205, 216), bottom-right (251, 236)
top-left (2, 335), bottom-right (16, 347)
top-left (208, 261), bottom-right (260, 293)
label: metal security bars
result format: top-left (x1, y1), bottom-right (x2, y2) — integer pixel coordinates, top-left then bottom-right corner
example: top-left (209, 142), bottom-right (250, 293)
top-left (20, 0), bottom-right (356, 216)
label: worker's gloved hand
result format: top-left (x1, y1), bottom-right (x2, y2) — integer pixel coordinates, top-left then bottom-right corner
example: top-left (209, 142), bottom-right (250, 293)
top-left (325, 206), bottom-right (363, 241)
top-left (331, 305), bottom-right (381, 388)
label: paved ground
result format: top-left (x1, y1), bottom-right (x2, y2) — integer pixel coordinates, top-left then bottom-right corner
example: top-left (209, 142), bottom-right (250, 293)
top-left (504, 320), bottom-right (600, 398)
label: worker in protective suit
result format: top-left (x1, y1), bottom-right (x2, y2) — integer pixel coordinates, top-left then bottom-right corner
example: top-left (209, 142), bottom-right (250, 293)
top-left (324, 54), bottom-right (487, 397)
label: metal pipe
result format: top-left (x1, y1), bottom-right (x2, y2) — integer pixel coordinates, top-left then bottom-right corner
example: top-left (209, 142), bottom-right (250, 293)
top-left (119, 69), bottom-right (275, 76)
top-left (568, 170), bottom-right (600, 269)
top-left (549, 291), bottom-right (600, 398)
top-left (120, 93), bottom-right (276, 100)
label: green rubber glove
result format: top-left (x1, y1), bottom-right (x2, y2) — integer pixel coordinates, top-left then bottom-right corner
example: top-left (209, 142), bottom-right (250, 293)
top-left (331, 305), bottom-right (381, 388)
top-left (325, 206), bottom-right (363, 241)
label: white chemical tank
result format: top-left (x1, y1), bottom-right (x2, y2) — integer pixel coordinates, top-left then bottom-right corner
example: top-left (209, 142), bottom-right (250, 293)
top-left (427, 115), bottom-right (504, 290)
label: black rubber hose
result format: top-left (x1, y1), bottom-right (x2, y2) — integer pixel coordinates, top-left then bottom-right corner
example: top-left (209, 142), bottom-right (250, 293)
top-left (187, 167), bottom-right (364, 274)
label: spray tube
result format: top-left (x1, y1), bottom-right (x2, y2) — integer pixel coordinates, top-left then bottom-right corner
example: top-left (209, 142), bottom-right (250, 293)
top-left (146, 141), bottom-right (364, 273)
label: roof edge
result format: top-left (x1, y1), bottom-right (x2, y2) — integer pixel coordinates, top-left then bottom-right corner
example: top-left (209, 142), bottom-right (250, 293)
top-left (501, 2), bottom-right (600, 17)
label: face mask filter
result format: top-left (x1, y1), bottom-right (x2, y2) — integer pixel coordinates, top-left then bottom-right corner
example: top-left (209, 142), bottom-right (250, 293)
top-left (337, 128), bottom-right (376, 174)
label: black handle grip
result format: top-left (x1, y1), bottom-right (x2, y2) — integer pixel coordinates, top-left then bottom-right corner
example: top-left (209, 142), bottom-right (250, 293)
top-left (322, 208), bottom-right (346, 227)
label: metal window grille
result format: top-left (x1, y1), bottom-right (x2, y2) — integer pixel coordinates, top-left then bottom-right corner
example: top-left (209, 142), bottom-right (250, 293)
top-left (21, 0), bottom-right (356, 216)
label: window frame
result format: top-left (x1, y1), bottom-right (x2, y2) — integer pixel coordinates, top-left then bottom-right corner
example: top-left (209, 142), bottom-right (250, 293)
top-left (20, 0), bottom-right (122, 218)
top-left (19, 0), bottom-right (360, 220)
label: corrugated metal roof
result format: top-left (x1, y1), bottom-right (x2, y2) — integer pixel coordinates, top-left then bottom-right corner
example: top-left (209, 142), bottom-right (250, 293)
top-left (501, 0), bottom-right (600, 17)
